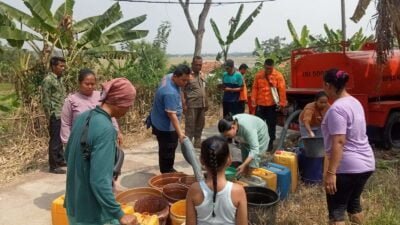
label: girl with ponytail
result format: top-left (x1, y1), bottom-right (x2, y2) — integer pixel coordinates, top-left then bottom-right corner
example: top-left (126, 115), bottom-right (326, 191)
top-left (186, 136), bottom-right (247, 225)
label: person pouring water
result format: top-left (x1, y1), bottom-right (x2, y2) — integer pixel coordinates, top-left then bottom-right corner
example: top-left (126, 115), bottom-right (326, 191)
top-left (218, 114), bottom-right (269, 176)
top-left (298, 91), bottom-right (330, 137)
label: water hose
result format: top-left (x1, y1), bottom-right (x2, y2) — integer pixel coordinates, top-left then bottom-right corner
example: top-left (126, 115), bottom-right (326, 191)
top-left (274, 109), bottom-right (302, 154)
top-left (180, 137), bottom-right (204, 181)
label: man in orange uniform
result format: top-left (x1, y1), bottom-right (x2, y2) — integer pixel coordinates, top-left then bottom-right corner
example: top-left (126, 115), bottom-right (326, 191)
top-left (251, 59), bottom-right (287, 151)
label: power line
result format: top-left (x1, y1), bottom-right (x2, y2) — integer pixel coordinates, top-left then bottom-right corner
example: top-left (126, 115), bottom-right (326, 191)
top-left (115, 0), bottom-right (274, 5)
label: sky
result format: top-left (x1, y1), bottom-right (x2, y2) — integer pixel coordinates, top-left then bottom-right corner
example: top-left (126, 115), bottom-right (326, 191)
top-left (2, 0), bottom-right (377, 54)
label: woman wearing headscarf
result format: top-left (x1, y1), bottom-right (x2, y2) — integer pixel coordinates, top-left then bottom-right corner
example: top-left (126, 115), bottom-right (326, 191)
top-left (64, 78), bottom-right (137, 225)
top-left (60, 68), bottom-right (122, 145)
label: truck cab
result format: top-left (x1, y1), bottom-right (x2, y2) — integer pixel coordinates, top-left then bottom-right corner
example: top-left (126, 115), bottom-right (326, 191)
top-left (285, 45), bottom-right (400, 149)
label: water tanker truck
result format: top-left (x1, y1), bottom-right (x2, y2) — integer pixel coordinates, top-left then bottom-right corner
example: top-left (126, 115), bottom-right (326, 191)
top-left (284, 43), bottom-right (400, 149)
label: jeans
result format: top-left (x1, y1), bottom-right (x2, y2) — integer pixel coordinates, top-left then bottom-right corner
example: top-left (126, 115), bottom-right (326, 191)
top-left (48, 115), bottom-right (65, 169)
top-left (152, 126), bottom-right (178, 173)
top-left (255, 105), bottom-right (277, 151)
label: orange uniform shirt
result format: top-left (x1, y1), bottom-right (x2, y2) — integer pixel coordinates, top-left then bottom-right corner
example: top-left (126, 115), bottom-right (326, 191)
top-left (299, 102), bottom-right (330, 127)
top-left (251, 69), bottom-right (287, 107)
top-left (239, 76), bottom-right (248, 101)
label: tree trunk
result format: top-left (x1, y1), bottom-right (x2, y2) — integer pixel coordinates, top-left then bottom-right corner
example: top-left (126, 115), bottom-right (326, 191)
top-left (194, 30), bottom-right (204, 57)
top-left (179, 0), bottom-right (212, 58)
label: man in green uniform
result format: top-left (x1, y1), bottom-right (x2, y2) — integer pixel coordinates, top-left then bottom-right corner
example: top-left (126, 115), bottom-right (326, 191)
top-left (64, 78), bottom-right (137, 225)
top-left (182, 56), bottom-right (208, 148)
top-left (42, 57), bottom-right (67, 174)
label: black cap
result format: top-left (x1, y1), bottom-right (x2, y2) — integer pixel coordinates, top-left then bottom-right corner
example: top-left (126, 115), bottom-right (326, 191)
top-left (238, 63), bottom-right (248, 70)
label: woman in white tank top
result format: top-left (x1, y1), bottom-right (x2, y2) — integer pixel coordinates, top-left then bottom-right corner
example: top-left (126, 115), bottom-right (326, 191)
top-left (185, 136), bottom-right (248, 225)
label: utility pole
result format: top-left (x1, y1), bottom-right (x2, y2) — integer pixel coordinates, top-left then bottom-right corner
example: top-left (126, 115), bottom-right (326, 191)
top-left (341, 0), bottom-right (346, 41)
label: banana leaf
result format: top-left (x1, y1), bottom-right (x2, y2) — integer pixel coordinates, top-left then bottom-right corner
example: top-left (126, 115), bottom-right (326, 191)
top-left (0, 26), bottom-right (41, 41)
top-left (73, 15), bottom-right (101, 34)
top-left (234, 2), bottom-right (263, 41)
top-left (77, 3), bottom-right (123, 48)
top-left (210, 18), bottom-right (225, 46)
top-left (23, 0), bottom-right (57, 31)
top-left (103, 15), bottom-right (147, 37)
top-left (287, 19), bottom-right (300, 47)
top-left (300, 25), bottom-right (310, 47)
top-left (226, 4), bottom-right (243, 44)
top-left (104, 30), bottom-right (148, 45)
top-left (0, 2), bottom-right (41, 32)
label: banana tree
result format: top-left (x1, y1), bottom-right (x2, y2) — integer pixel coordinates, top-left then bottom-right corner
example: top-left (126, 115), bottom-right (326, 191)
top-left (0, 0), bottom-right (148, 103)
top-left (0, 0), bottom-right (148, 67)
top-left (210, 3), bottom-right (263, 61)
top-left (287, 19), bottom-right (311, 48)
top-left (309, 24), bottom-right (374, 51)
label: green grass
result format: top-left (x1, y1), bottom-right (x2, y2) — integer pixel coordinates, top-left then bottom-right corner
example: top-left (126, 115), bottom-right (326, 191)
top-left (0, 83), bottom-right (13, 96)
top-left (0, 83), bottom-right (19, 114)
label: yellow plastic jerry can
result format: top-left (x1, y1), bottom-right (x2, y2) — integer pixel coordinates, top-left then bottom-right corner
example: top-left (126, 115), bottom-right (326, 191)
top-left (251, 167), bottom-right (277, 191)
top-left (273, 150), bottom-right (298, 192)
top-left (51, 195), bottom-right (134, 225)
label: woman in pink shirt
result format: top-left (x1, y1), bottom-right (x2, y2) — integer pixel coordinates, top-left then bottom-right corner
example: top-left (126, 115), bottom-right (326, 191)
top-left (321, 68), bottom-right (375, 225)
top-left (60, 68), bottom-right (122, 144)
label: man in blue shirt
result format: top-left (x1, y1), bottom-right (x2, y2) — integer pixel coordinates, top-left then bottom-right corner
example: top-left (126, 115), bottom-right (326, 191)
top-left (151, 65), bottom-right (191, 173)
top-left (222, 59), bottom-right (243, 117)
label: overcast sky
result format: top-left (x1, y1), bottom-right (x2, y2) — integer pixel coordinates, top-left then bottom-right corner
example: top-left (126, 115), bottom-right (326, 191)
top-left (3, 0), bottom-right (377, 54)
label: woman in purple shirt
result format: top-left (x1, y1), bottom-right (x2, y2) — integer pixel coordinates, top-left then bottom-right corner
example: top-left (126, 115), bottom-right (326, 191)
top-left (321, 68), bottom-right (375, 225)
top-left (60, 68), bottom-right (121, 144)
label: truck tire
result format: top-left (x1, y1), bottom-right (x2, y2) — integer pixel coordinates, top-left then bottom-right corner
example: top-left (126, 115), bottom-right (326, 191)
top-left (383, 112), bottom-right (400, 150)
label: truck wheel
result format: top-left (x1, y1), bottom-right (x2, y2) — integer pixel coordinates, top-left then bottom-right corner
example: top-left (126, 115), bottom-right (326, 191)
top-left (383, 112), bottom-right (400, 150)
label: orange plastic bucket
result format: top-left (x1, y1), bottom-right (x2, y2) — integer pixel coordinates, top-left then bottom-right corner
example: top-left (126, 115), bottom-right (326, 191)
top-left (162, 183), bottom-right (188, 204)
top-left (116, 187), bottom-right (162, 207)
top-left (134, 196), bottom-right (169, 225)
top-left (148, 173), bottom-right (187, 190)
top-left (178, 175), bottom-right (197, 188)
top-left (170, 200), bottom-right (186, 225)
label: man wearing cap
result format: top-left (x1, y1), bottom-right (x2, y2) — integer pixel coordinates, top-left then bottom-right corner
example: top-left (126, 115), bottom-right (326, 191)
top-left (64, 78), bottom-right (137, 225)
top-left (182, 56), bottom-right (208, 148)
top-left (251, 58), bottom-right (287, 151)
top-left (238, 63), bottom-right (249, 114)
top-left (222, 59), bottom-right (244, 117)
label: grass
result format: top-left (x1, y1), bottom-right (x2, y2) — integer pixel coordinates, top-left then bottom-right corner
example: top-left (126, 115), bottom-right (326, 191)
top-left (275, 157), bottom-right (400, 225)
top-left (0, 83), bottom-right (13, 96)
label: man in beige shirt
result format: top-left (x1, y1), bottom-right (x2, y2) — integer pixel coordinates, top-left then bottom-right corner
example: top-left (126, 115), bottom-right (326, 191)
top-left (182, 56), bottom-right (208, 148)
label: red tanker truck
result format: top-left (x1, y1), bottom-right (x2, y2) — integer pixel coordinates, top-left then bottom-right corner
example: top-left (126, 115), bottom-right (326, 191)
top-left (284, 43), bottom-right (400, 149)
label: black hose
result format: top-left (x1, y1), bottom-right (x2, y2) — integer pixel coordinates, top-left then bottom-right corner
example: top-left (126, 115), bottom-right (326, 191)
top-left (274, 109), bottom-right (302, 154)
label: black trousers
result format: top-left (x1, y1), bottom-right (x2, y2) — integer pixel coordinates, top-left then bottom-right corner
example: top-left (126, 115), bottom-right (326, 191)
top-left (238, 101), bottom-right (246, 114)
top-left (327, 171), bottom-right (373, 221)
top-left (223, 101), bottom-right (242, 118)
top-left (48, 115), bottom-right (65, 170)
top-left (152, 126), bottom-right (178, 173)
top-left (255, 105), bottom-right (277, 151)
